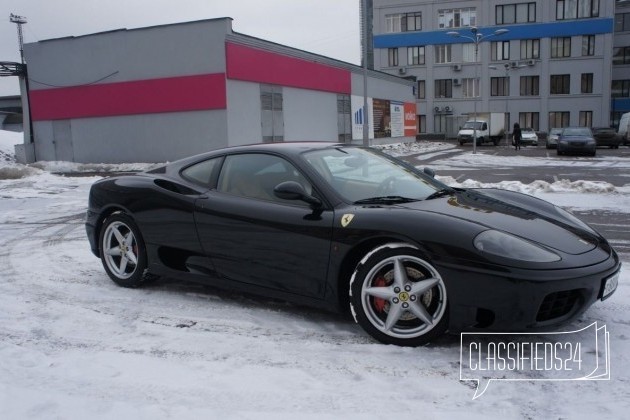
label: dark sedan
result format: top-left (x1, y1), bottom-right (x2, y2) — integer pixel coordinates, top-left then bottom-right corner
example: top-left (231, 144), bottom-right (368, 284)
top-left (557, 127), bottom-right (597, 156)
top-left (86, 142), bottom-right (620, 346)
top-left (592, 127), bottom-right (621, 149)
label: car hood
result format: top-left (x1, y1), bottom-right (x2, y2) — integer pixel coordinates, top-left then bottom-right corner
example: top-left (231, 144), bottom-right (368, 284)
top-left (396, 189), bottom-right (599, 255)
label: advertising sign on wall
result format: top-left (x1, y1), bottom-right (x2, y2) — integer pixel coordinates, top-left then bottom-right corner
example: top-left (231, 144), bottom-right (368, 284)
top-left (351, 95), bottom-right (374, 140)
top-left (352, 96), bottom-right (416, 140)
top-left (404, 102), bottom-right (417, 137)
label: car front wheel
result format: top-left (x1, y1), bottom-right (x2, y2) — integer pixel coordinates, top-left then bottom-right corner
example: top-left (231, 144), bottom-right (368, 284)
top-left (350, 244), bottom-right (448, 346)
top-left (99, 213), bottom-right (148, 287)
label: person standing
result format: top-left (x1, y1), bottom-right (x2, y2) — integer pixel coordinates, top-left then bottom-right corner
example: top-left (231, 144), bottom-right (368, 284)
top-left (513, 123), bottom-right (522, 151)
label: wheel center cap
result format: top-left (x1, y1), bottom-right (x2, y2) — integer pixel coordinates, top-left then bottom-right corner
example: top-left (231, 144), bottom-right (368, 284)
top-left (398, 291), bottom-right (410, 302)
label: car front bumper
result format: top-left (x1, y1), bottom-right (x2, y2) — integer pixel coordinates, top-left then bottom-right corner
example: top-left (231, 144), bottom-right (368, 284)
top-left (440, 254), bottom-right (621, 333)
top-left (558, 142), bottom-right (596, 154)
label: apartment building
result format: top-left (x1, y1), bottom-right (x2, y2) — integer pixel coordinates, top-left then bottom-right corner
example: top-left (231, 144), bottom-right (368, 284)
top-left (371, 0), bottom-right (618, 136)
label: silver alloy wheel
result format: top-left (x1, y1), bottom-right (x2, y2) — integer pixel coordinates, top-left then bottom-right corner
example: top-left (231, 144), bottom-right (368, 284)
top-left (102, 220), bottom-right (139, 280)
top-left (360, 255), bottom-right (447, 339)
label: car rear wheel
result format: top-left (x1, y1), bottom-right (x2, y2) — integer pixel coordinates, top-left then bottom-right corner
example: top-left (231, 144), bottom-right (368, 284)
top-left (99, 213), bottom-right (148, 288)
top-left (350, 244), bottom-right (448, 346)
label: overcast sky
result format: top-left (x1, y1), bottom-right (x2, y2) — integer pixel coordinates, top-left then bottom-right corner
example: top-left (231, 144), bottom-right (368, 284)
top-left (0, 0), bottom-right (361, 96)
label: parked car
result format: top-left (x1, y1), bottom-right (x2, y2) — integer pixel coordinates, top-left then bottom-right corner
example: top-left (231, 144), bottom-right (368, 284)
top-left (618, 112), bottom-right (630, 145)
top-left (520, 127), bottom-right (538, 146)
top-left (86, 142), bottom-right (620, 346)
top-left (557, 127), bottom-right (597, 156)
top-left (592, 127), bottom-right (621, 149)
top-left (546, 128), bottom-right (562, 149)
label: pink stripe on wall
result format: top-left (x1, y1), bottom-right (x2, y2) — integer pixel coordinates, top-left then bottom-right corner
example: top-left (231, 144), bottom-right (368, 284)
top-left (226, 42), bottom-right (351, 94)
top-left (30, 73), bottom-right (227, 121)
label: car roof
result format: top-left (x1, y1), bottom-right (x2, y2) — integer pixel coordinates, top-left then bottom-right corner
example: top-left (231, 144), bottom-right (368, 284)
top-left (157, 141), bottom-right (348, 174)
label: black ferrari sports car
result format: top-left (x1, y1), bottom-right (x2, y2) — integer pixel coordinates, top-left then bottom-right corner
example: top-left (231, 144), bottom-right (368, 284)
top-left (86, 142), bottom-right (620, 346)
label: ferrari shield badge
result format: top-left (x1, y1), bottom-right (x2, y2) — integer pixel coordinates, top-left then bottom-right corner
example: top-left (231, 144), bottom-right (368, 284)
top-left (341, 213), bottom-right (355, 227)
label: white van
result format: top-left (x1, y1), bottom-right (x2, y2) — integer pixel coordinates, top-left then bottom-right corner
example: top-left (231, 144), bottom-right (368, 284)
top-left (619, 112), bottom-right (630, 145)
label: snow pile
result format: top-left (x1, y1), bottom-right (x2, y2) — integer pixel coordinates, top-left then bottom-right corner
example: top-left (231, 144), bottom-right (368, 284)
top-left (375, 140), bottom-right (455, 157)
top-left (428, 151), bottom-right (630, 170)
top-left (30, 161), bottom-right (160, 173)
top-left (0, 130), bottom-right (22, 164)
top-left (0, 165), bottom-right (42, 180)
top-left (438, 176), bottom-right (618, 195)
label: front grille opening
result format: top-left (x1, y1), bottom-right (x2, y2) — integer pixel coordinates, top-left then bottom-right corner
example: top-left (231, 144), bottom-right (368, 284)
top-left (536, 289), bottom-right (582, 322)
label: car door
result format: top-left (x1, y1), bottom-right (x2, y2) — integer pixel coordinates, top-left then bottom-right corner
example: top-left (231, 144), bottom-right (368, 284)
top-left (193, 153), bottom-right (334, 298)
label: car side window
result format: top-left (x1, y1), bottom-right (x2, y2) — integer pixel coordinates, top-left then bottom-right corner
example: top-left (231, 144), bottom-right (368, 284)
top-left (181, 158), bottom-right (221, 186)
top-left (217, 154), bottom-right (313, 205)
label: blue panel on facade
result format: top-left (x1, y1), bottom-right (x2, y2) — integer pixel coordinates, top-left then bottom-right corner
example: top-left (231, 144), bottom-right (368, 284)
top-left (374, 18), bottom-right (614, 48)
top-left (613, 98), bottom-right (630, 112)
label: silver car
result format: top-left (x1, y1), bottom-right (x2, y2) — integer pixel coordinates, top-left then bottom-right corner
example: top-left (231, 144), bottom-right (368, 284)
top-left (546, 128), bottom-right (562, 149)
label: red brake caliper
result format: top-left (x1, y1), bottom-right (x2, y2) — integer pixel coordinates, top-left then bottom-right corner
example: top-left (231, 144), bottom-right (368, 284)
top-left (373, 276), bottom-right (388, 313)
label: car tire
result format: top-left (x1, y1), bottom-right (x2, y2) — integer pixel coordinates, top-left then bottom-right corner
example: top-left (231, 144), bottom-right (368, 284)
top-left (349, 243), bottom-right (448, 346)
top-left (99, 213), bottom-right (149, 288)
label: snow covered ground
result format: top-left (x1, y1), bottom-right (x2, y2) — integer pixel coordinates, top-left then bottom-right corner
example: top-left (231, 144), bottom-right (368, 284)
top-left (1, 135), bottom-right (629, 419)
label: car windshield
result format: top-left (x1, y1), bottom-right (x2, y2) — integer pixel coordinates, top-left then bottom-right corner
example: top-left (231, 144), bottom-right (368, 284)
top-left (302, 147), bottom-right (447, 203)
top-left (562, 128), bottom-right (591, 136)
top-left (550, 128), bottom-right (562, 135)
top-left (522, 128), bottom-right (534, 132)
top-left (462, 121), bottom-right (484, 130)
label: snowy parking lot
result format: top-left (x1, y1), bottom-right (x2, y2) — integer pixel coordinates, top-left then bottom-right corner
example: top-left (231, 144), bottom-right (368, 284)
top-left (1, 132), bottom-right (629, 419)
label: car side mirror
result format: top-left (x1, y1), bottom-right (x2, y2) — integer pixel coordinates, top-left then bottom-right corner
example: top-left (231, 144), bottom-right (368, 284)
top-left (423, 167), bottom-right (436, 178)
top-left (274, 181), bottom-right (322, 207)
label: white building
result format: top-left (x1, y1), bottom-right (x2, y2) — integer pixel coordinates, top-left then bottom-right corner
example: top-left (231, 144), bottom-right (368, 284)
top-left (18, 18), bottom-right (416, 163)
top-left (370, 0), bottom-right (619, 136)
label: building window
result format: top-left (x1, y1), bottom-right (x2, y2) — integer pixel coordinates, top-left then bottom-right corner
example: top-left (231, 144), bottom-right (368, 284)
top-left (417, 80), bottom-right (426, 99)
top-left (386, 12), bottom-right (422, 33)
top-left (616, 13), bottom-right (630, 32)
top-left (581, 73), bottom-right (593, 93)
top-left (613, 46), bottom-right (630, 65)
top-left (579, 111), bottom-right (593, 127)
top-left (261, 85), bottom-right (284, 143)
top-left (418, 115), bottom-right (427, 133)
top-left (520, 112), bottom-right (540, 131)
top-left (337, 95), bottom-right (351, 142)
top-left (462, 44), bottom-right (479, 62)
top-left (581, 35), bottom-right (595, 56)
top-left (408, 46), bottom-right (425, 65)
top-left (549, 111), bottom-right (570, 128)
top-left (551, 37), bottom-right (571, 58)
top-left (556, 0), bottom-right (599, 20)
top-left (520, 75), bottom-right (540, 96)
top-left (435, 45), bottom-right (452, 63)
top-left (462, 78), bottom-right (479, 98)
top-left (612, 80), bottom-right (630, 97)
top-left (388, 48), bottom-right (399, 66)
top-left (435, 79), bottom-right (453, 98)
top-left (491, 41), bottom-right (510, 61)
top-left (491, 77), bottom-right (509, 96)
top-left (434, 114), bottom-right (448, 133)
top-left (550, 74), bottom-right (570, 94)
top-left (496, 2), bottom-right (536, 24)
top-left (520, 39), bottom-right (540, 59)
top-left (438, 8), bottom-right (476, 29)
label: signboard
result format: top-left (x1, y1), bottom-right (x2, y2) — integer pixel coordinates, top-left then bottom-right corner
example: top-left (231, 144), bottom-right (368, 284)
top-left (351, 96), bottom-right (416, 140)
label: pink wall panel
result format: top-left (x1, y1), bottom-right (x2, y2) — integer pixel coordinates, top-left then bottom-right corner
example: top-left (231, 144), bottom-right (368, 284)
top-left (30, 73), bottom-right (227, 121)
top-left (226, 42), bottom-right (351, 94)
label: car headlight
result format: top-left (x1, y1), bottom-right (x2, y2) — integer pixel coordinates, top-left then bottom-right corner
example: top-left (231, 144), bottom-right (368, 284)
top-left (474, 230), bottom-right (561, 262)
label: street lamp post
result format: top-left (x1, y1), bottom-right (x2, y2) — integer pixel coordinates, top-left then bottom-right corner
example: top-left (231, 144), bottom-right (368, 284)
top-left (447, 27), bottom-right (509, 154)
top-left (489, 62), bottom-right (526, 147)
